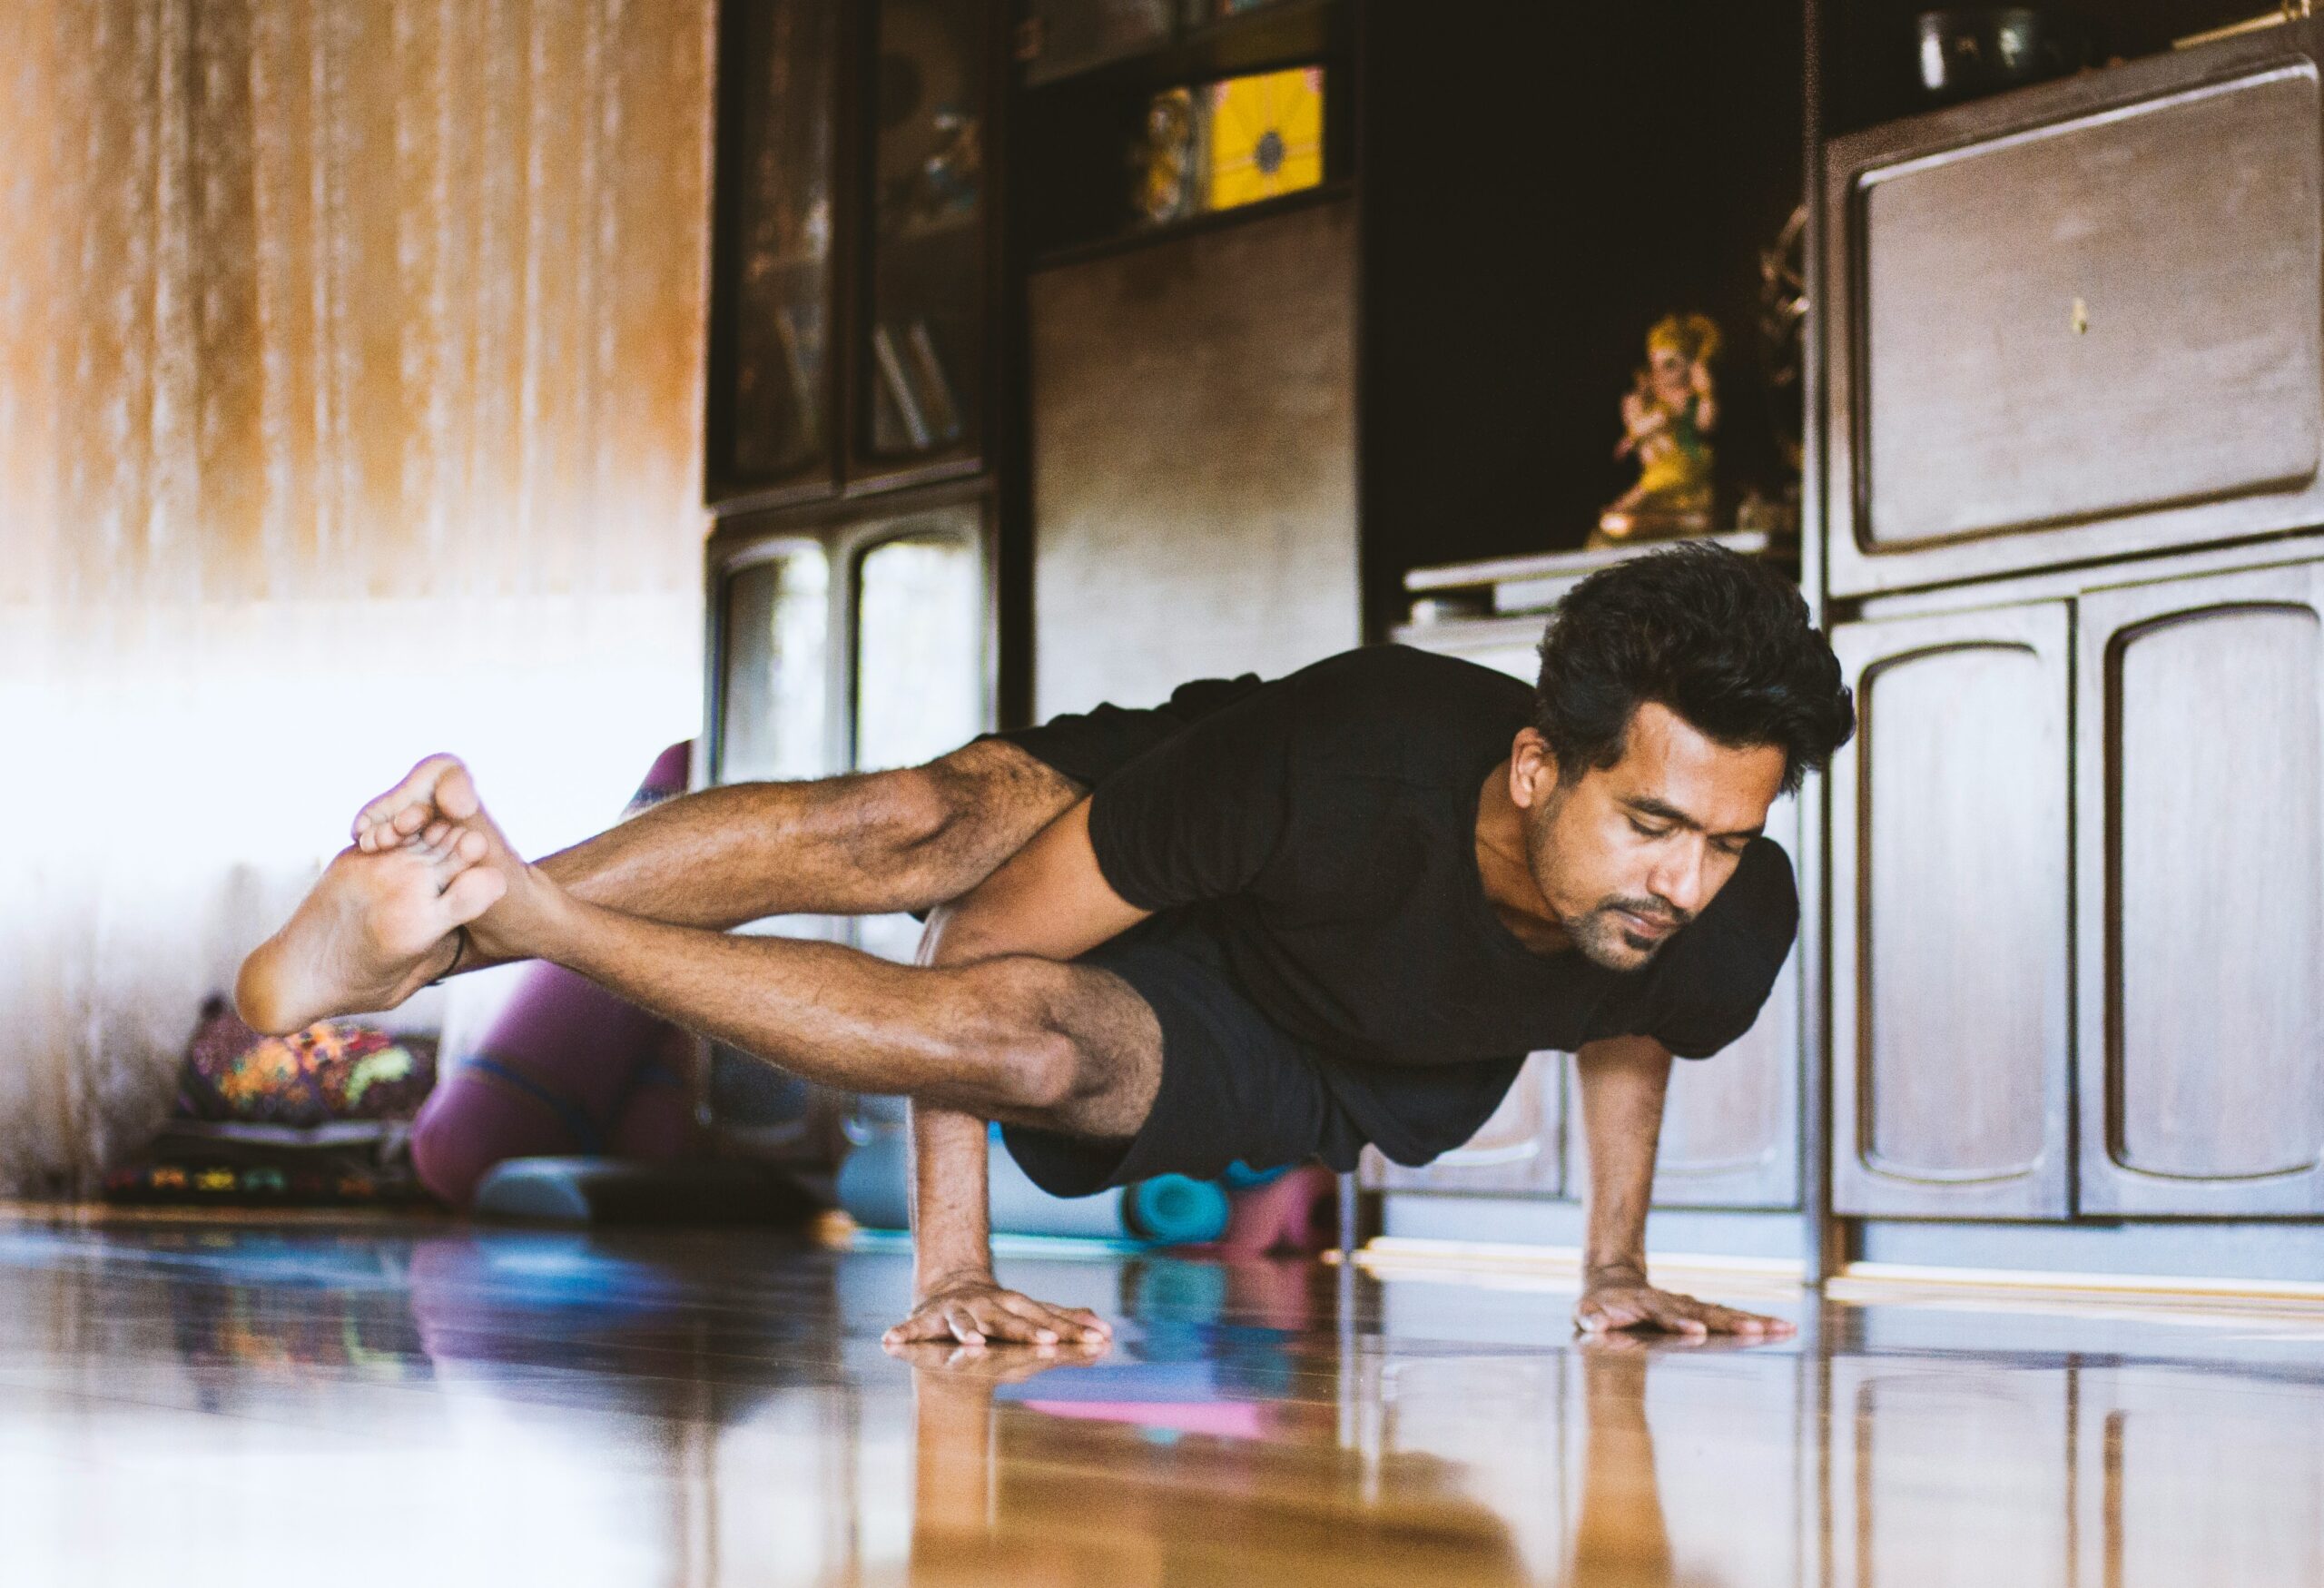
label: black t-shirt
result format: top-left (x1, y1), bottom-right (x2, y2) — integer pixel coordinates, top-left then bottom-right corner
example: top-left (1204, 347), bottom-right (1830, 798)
top-left (1082, 646), bottom-right (1797, 1066)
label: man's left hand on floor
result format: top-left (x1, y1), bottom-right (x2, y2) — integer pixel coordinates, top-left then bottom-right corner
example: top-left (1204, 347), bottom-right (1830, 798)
top-left (1573, 1278), bottom-right (1795, 1339)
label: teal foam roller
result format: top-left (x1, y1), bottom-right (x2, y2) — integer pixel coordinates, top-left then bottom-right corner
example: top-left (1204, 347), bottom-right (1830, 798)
top-left (1123, 1174), bottom-right (1232, 1245)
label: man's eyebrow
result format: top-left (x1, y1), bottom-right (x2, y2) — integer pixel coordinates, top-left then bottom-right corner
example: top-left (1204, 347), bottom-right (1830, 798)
top-left (1622, 795), bottom-right (1764, 842)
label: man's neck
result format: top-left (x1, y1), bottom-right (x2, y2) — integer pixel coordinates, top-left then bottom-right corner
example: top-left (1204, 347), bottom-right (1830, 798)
top-left (1475, 760), bottom-right (1571, 956)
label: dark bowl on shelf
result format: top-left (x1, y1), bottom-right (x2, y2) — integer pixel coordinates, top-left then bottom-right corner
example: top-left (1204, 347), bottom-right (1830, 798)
top-left (1914, 7), bottom-right (2086, 105)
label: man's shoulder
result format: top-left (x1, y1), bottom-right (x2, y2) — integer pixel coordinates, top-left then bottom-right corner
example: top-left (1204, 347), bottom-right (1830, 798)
top-left (1293, 642), bottom-right (1535, 696)
top-left (1277, 646), bottom-right (1536, 756)
top-left (1640, 839), bottom-right (1798, 1057)
top-left (1693, 837), bottom-right (1799, 949)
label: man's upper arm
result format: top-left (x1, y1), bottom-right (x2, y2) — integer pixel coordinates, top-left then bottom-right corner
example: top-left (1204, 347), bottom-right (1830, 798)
top-left (922, 799), bottom-right (1150, 966)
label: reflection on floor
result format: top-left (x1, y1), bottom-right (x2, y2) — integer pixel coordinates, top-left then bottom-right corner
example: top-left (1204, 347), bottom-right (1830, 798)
top-left (1, 1216), bottom-right (2321, 1585)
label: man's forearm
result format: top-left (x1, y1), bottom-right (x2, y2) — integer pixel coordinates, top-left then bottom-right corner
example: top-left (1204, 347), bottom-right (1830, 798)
top-left (910, 1102), bottom-right (995, 1290)
top-left (1574, 1036), bottom-right (1673, 1281)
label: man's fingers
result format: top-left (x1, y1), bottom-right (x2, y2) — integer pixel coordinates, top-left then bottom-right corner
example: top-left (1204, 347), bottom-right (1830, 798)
top-left (1059, 1305), bottom-right (1112, 1342)
top-left (1633, 1294), bottom-right (1710, 1336)
top-left (1700, 1303), bottom-right (1793, 1337)
top-left (1577, 1301), bottom-right (1647, 1334)
top-left (973, 1299), bottom-right (1070, 1346)
top-left (990, 1294), bottom-right (1065, 1344)
top-left (882, 1311), bottom-right (953, 1346)
top-left (994, 1295), bottom-right (1110, 1345)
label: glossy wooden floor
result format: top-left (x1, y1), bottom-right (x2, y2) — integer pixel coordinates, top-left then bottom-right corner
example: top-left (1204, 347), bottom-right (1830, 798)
top-left (4, 1216), bottom-right (2322, 1585)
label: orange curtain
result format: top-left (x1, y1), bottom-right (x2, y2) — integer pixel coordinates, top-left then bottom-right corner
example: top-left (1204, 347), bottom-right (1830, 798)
top-left (0, 0), bottom-right (716, 1189)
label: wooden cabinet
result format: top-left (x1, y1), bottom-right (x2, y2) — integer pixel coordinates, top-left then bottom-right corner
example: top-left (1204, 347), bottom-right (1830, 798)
top-left (1369, 1055), bottom-right (1564, 1197)
top-left (1830, 556), bottom-right (2324, 1224)
top-left (710, 0), bottom-right (845, 500)
top-left (707, 0), bottom-right (996, 507)
top-left (2076, 558), bottom-right (2324, 1215)
top-left (1825, 29), bottom-right (2324, 597)
top-left (853, 0), bottom-right (990, 487)
top-left (1829, 603), bottom-right (2073, 1218)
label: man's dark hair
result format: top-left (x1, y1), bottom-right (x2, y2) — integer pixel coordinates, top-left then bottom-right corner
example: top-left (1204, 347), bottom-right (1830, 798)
top-left (1533, 543), bottom-right (1855, 795)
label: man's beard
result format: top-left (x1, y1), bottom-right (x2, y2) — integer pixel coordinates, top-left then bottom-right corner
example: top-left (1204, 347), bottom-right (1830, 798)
top-left (1563, 897), bottom-right (1692, 971)
top-left (1521, 793), bottom-right (1692, 971)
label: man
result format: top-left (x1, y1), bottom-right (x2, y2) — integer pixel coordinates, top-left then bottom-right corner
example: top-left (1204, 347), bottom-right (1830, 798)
top-left (238, 544), bottom-right (1855, 1346)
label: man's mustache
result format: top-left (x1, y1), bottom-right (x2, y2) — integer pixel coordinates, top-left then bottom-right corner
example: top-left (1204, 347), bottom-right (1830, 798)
top-left (1600, 897), bottom-right (1691, 932)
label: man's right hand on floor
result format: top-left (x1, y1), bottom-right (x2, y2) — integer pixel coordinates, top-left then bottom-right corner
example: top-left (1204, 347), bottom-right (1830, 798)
top-left (883, 1272), bottom-right (1112, 1348)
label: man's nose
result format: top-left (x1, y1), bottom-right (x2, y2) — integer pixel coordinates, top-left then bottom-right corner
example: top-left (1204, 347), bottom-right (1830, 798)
top-left (1649, 841), bottom-right (1710, 916)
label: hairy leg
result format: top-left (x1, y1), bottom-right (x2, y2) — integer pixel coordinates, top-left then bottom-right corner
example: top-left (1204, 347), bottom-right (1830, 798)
top-left (234, 824), bottom-right (507, 1035)
top-left (358, 739), bottom-right (1081, 927)
top-left (243, 740), bottom-right (1083, 1031)
top-left (479, 854), bottom-right (1165, 1136)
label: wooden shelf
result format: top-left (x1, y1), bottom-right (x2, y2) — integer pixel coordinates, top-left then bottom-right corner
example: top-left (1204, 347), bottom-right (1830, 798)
top-left (1019, 0), bottom-right (1344, 95)
top-left (1027, 179), bottom-right (1353, 272)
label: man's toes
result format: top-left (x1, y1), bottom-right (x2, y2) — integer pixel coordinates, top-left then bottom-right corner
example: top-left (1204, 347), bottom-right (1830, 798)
top-left (354, 753), bottom-right (477, 843)
top-left (431, 761), bottom-right (481, 823)
top-left (438, 863), bottom-right (507, 926)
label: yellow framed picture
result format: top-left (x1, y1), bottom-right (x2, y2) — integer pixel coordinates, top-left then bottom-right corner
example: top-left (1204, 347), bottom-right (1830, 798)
top-left (1204, 66), bottom-right (1324, 212)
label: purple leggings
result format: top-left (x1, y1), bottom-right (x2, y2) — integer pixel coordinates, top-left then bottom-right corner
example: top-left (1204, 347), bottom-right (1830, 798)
top-left (410, 743), bottom-right (702, 1208)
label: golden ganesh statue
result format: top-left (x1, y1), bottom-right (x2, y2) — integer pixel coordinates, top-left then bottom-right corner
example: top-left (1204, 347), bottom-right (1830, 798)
top-left (1593, 312), bottom-right (1721, 547)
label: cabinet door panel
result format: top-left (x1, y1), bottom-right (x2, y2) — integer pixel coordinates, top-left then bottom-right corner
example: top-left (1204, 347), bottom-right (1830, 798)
top-left (1831, 605), bottom-right (2073, 1217)
top-left (1859, 68), bottom-right (2322, 551)
top-left (853, 0), bottom-right (990, 479)
top-left (1360, 1053), bottom-right (1562, 1195)
top-left (2078, 560), bottom-right (2324, 1213)
top-left (716, 0), bottom-right (842, 494)
top-left (1826, 48), bottom-right (2324, 596)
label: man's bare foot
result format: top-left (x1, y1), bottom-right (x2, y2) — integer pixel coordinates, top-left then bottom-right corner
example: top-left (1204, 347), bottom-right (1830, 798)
top-left (351, 753), bottom-right (482, 854)
top-left (235, 826), bottom-right (507, 1035)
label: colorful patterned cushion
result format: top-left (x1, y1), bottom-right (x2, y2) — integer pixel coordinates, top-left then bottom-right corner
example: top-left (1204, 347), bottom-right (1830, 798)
top-left (180, 998), bottom-right (438, 1126)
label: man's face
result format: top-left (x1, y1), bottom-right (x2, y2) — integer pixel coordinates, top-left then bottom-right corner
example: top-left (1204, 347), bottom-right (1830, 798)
top-left (1513, 703), bottom-right (1787, 972)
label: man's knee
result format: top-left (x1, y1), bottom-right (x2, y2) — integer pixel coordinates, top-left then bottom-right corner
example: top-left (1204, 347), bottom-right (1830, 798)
top-left (949, 958), bottom-right (1143, 1126)
top-left (906, 743), bottom-right (1079, 885)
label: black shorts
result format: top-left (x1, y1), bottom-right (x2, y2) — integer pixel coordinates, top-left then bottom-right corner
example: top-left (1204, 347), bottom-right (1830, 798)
top-left (999, 905), bottom-right (1519, 1197)
top-left (989, 695), bottom-right (1523, 1198)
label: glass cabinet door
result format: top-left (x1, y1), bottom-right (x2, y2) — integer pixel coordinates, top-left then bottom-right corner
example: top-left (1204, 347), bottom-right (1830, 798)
top-left (852, 524), bottom-right (986, 772)
top-left (851, 511), bottom-right (988, 962)
top-left (716, 545), bottom-right (833, 785)
top-left (856, 0), bottom-right (988, 473)
top-left (724, 0), bottom-right (842, 492)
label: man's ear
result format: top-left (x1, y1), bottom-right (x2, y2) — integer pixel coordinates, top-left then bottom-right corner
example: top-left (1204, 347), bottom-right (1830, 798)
top-left (1509, 727), bottom-right (1560, 813)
